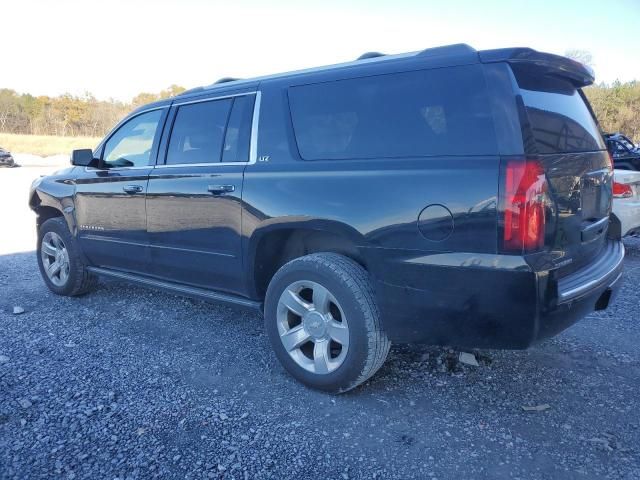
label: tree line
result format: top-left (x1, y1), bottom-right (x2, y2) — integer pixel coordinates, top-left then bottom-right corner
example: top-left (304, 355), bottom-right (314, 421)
top-left (0, 81), bottom-right (638, 140)
top-left (585, 81), bottom-right (640, 140)
top-left (0, 85), bottom-right (185, 138)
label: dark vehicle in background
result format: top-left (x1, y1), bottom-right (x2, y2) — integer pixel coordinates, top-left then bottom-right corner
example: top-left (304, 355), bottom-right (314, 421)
top-left (29, 44), bottom-right (623, 392)
top-left (605, 132), bottom-right (640, 170)
top-left (0, 147), bottom-right (16, 167)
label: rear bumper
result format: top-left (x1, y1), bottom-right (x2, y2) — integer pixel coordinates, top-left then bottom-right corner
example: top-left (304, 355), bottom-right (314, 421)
top-left (367, 240), bottom-right (624, 347)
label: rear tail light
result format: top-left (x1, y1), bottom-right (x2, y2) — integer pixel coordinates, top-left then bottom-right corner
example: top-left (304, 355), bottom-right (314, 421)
top-left (500, 158), bottom-right (548, 253)
top-left (613, 181), bottom-right (633, 198)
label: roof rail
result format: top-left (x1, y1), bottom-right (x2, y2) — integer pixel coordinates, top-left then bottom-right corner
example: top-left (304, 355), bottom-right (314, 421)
top-left (214, 77), bottom-right (242, 84)
top-left (417, 43), bottom-right (476, 58)
top-left (357, 52), bottom-right (385, 60)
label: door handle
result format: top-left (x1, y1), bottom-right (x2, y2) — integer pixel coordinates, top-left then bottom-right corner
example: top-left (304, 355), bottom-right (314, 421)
top-left (123, 185), bottom-right (143, 194)
top-left (207, 184), bottom-right (235, 195)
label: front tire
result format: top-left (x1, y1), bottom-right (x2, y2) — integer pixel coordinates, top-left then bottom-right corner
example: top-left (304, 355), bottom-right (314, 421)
top-left (264, 253), bottom-right (390, 393)
top-left (37, 217), bottom-right (97, 296)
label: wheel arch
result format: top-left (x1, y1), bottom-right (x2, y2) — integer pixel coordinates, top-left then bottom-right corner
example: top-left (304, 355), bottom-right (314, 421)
top-left (246, 219), bottom-right (368, 300)
top-left (30, 188), bottom-right (76, 234)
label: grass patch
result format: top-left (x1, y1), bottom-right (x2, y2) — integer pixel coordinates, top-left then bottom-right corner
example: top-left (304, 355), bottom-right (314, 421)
top-left (0, 133), bottom-right (101, 157)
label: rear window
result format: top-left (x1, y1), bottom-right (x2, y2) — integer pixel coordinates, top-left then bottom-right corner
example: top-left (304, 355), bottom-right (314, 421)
top-left (165, 95), bottom-right (255, 165)
top-left (512, 66), bottom-right (605, 154)
top-left (288, 65), bottom-right (496, 160)
top-left (167, 99), bottom-right (233, 165)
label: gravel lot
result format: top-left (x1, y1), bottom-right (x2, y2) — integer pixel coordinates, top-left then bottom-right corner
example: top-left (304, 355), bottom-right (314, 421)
top-left (1, 165), bottom-right (639, 479)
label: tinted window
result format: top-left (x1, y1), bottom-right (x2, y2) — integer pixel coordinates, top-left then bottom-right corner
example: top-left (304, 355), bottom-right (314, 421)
top-left (103, 109), bottom-right (162, 167)
top-left (222, 95), bottom-right (255, 162)
top-left (288, 65), bottom-right (496, 160)
top-left (513, 67), bottom-right (605, 154)
top-left (167, 99), bottom-right (233, 164)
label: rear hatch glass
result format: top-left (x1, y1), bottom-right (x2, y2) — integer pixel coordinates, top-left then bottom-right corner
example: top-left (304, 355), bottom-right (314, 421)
top-left (515, 69), bottom-right (605, 154)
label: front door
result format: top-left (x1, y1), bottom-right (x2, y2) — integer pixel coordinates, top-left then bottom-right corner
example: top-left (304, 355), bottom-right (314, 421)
top-left (146, 93), bottom-right (256, 294)
top-left (74, 108), bottom-right (166, 273)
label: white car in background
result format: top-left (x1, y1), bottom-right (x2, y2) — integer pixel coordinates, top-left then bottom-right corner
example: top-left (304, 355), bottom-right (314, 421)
top-left (613, 169), bottom-right (640, 237)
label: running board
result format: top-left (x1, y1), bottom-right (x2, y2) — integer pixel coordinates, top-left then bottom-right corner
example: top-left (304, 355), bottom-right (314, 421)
top-left (87, 267), bottom-right (262, 311)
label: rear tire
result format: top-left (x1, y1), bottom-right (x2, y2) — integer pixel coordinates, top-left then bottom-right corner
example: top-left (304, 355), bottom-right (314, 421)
top-left (264, 253), bottom-right (390, 393)
top-left (37, 217), bottom-right (97, 296)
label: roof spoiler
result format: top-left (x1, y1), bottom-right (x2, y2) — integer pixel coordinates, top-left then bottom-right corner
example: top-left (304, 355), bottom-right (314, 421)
top-left (479, 48), bottom-right (595, 87)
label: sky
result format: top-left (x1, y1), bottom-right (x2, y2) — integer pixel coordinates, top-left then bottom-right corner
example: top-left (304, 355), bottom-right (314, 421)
top-left (3, 0), bottom-right (639, 101)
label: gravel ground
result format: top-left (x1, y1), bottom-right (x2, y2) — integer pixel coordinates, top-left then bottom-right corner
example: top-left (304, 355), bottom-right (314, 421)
top-left (1, 166), bottom-right (639, 479)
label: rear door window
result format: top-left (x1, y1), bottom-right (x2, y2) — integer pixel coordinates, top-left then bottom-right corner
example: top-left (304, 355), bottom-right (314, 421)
top-left (512, 66), bottom-right (605, 154)
top-left (166, 98), bottom-right (233, 165)
top-left (288, 64), bottom-right (496, 160)
top-left (166, 96), bottom-right (255, 165)
top-left (222, 95), bottom-right (255, 163)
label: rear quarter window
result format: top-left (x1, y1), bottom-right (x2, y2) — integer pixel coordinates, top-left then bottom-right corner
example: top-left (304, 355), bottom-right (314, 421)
top-left (288, 65), bottom-right (497, 160)
top-left (512, 66), bottom-right (605, 154)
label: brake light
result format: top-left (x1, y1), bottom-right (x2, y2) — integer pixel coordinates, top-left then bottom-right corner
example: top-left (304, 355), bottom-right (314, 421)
top-left (613, 181), bottom-right (633, 198)
top-left (501, 159), bottom-right (547, 253)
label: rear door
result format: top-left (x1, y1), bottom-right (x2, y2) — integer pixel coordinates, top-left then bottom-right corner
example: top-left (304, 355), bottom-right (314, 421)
top-left (145, 92), bottom-right (256, 294)
top-left (510, 64), bottom-right (612, 272)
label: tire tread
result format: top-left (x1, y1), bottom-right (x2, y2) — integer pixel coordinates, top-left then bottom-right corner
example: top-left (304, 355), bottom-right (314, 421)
top-left (38, 217), bottom-right (97, 296)
top-left (270, 252), bottom-right (391, 392)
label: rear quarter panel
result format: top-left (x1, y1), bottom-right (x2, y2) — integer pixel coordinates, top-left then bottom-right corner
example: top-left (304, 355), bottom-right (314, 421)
top-left (242, 76), bottom-right (501, 293)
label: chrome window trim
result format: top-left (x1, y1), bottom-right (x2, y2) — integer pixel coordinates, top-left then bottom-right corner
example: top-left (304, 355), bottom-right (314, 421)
top-left (249, 90), bottom-right (261, 164)
top-left (172, 91), bottom-right (256, 107)
top-left (154, 90), bottom-right (261, 169)
top-left (130, 105), bottom-right (169, 115)
top-left (84, 165), bottom-right (153, 172)
top-left (154, 162), bottom-right (242, 169)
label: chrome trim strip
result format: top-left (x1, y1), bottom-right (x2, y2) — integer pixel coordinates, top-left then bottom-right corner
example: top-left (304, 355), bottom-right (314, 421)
top-left (85, 165), bottom-right (151, 172)
top-left (154, 163), bottom-right (241, 169)
top-left (152, 90), bottom-right (261, 169)
top-left (132, 105), bottom-right (170, 115)
top-left (558, 243), bottom-right (625, 302)
top-left (87, 267), bottom-right (262, 310)
top-left (173, 91), bottom-right (256, 107)
top-left (249, 90), bottom-right (261, 164)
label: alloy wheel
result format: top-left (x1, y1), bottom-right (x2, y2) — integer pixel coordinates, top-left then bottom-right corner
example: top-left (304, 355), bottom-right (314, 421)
top-left (40, 231), bottom-right (70, 287)
top-left (276, 280), bottom-right (350, 374)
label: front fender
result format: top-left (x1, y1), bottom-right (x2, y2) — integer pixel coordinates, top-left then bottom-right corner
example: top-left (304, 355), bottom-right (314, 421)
top-left (29, 170), bottom-right (78, 234)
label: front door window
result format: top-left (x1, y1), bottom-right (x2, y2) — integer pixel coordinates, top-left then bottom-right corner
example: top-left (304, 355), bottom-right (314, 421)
top-left (103, 110), bottom-right (163, 168)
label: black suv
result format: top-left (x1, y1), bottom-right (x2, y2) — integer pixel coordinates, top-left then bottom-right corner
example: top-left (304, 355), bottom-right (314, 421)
top-left (605, 132), bottom-right (640, 170)
top-left (30, 44), bottom-right (624, 392)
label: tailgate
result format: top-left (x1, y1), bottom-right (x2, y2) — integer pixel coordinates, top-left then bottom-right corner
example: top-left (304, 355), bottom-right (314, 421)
top-left (510, 62), bottom-right (612, 273)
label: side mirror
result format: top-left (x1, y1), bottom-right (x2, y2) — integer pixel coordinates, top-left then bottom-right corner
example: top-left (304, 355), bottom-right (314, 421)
top-left (71, 149), bottom-right (99, 167)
